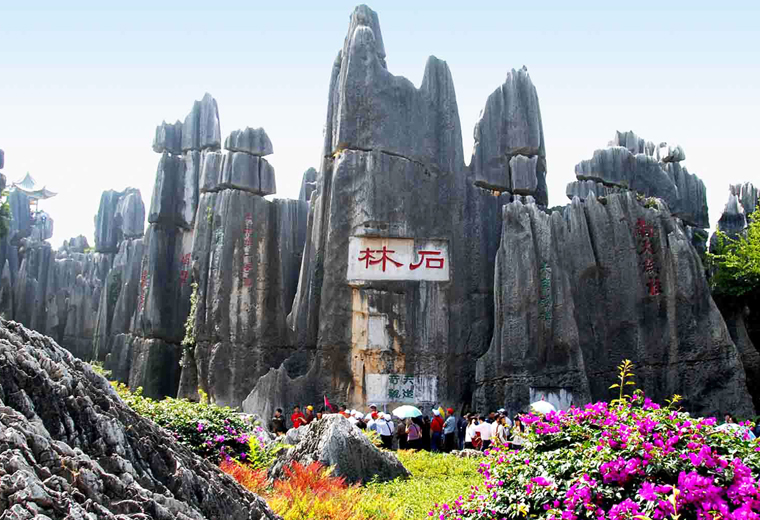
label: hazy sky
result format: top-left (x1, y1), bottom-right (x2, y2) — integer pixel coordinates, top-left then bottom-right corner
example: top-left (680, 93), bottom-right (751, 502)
top-left (1, 1), bottom-right (758, 248)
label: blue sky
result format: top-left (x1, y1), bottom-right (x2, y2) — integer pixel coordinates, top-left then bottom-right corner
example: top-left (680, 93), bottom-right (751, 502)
top-left (1, 1), bottom-right (758, 247)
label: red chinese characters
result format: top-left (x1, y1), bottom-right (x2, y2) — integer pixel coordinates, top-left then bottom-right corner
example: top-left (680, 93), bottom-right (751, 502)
top-left (635, 218), bottom-right (662, 296)
top-left (179, 253), bottom-right (191, 285)
top-left (357, 247), bottom-right (446, 272)
top-left (409, 250), bottom-right (444, 270)
top-left (243, 213), bottom-right (254, 287)
top-left (358, 246), bottom-right (403, 272)
top-left (139, 269), bottom-right (149, 312)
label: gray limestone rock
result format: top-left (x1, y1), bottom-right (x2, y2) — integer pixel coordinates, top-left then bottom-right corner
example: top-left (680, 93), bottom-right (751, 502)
top-left (661, 144), bottom-right (686, 163)
top-left (131, 224), bottom-right (193, 345)
top-left (268, 414), bottom-right (409, 484)
top-left (278, 6), bottom-right (510, 416)
top-left (8, 189), bottom-right (32, 244)
top-left (575, 133), bottom-right (707, 228)
top-left (95, 188), bottom-right (145, 253)
top-left (510, 154), bottom-right (538, 195)
top-left (259, 157), bottom-right (276, 195)
top-left (475, 193), bottom-right (754, 418)
top-left (185, 190), bottom-right (308, 407)
top-left (662, 161), bottom-right (709, 229)
top-left (182, 93), bottom-right (221, 152)
top-left (0, 319), bottom-right (278, 519)
top-left (62, 235), bottom-right (89, 253)
top-left (94, 190), bottom-right (124, 253)
top-left (328, 12), bottom-right (463, 176)
top-left (575, 147), bottom-right (677, 200)
top-left (152, 120), bottom-right (183, 154)
top-left (565, 180), bottom-right (615, 201)
top-left (471, 66), bottom-right (546, 197)
top-left (0, 148), bottom-right (4, 169)
top-left (732, 182), bottom-right (758, 216)
top-left (225, 127), bottom-right (274, 156)
top-left (115, 188), bottom-right (146, 238)
top-left (148, 152), bottom-right (199, 230)
top-left (94, 237), bottom-right (144, 365)
top-left (609, 130), bottom-right (647, 155)
top-left (30, 211), bottom-right (54, 242)
top-left (129, 336), bottom-right (181, 399)
top-left (298, 167), bottom-right (318, 202)
top-left (200, 149), bottom-right (224, 193)
top-left (219, 152), bottom-right (276, 195)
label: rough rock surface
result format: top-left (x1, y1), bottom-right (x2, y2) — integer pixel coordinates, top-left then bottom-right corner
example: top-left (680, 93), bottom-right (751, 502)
top-left (260, 5), bottom-right (509, 418)
top-left (94, 237), bottom-right (144, 365)
top-left (709, 181), bottom-right (760, 410)
top-left (181, 93), bottom-right (221, 152)
top-left (181, 189), bottom-right (308, 408)
top-left (268, 414), bottom-right (409, 484)
top-left (153, 120), bottom-right (183, 155)
top-left (298, 167), bottom-right (317, 202)
top-left (225, 128), bottom-right (273, 156)
top-left (571, 132), bottom-right (708, 229)
top-left (471, 66), bottom-right (547, 203)
top-left (712, 183), bottom-right (758, 245)
top-left (475, 192), bottom-right (753, 417)
top-left (0, 319), bottom-right (278, 519)
top-left (62, 235), bottom-right (90, 254)
top-left (94, 188), bottom-right (145, 253)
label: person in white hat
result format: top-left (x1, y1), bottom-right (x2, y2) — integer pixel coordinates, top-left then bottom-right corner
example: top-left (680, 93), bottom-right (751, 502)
top-left (430, 409), bottom-right (444, 452)
top-left (376, 413), bottom-right (394, 449)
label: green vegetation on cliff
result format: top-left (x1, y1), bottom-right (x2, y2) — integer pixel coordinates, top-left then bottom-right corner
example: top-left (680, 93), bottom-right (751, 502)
top-left (708, 209), bottom-right (760, 297)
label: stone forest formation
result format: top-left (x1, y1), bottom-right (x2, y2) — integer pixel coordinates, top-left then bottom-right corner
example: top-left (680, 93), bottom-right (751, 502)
top-left (0, 5), bottom-right (757, 422)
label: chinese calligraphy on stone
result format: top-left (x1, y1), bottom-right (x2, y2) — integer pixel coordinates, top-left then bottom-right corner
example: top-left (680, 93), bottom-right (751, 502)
top-left (347, 237), bottom-right (450, 282)
top-left (635, 218), bottom-right (662, 296)
top-left (243, 213), bottom-right (254, 287)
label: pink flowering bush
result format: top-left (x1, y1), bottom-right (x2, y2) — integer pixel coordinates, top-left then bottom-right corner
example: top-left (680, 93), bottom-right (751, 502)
top-left (112, 382), bottom-right (272, 464)
top-left (432, 392), bottom-right (760, 520)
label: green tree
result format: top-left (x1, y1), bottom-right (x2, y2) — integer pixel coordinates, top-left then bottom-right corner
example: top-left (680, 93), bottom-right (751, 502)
top-left (0, 190), bottom-right (11, 239)
top-left (707, 209), bottom-right (760, 296)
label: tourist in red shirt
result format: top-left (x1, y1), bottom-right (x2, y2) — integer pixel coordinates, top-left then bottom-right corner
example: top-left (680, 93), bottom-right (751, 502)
top-left (430, 409), bottom-right (444, 451)
top-left (291, 405), bottom-right (307, 429)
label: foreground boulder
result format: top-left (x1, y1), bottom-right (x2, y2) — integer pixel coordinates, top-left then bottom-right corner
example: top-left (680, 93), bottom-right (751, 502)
top-left (268, 414), bottom-right (409, 484)
top-left (0, 319), bottom-right (278, 520)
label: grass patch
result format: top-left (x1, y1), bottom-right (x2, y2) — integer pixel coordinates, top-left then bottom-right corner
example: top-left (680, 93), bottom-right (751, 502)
top-left (367, 450), bottom-right (484, 519)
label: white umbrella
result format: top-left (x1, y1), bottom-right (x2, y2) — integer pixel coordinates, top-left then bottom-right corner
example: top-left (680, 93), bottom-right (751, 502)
top-left (529, 400), bottom-right (557, 415)
top-left (392, 405), bottom-right (423, 418)
top-left (716, 423), bottom-right (756, 440)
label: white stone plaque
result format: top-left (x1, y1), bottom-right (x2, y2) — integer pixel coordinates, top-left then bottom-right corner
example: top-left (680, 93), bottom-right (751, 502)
top-left (347, 237), bottom-right (449, 282)
top-left (365, 374), bottom-right (438, 404)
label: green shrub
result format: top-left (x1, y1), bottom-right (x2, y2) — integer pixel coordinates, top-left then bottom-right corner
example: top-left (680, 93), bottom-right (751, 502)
top-left (707, 209), bottom-right (760, 297)
top-left (112, 382), bottom-right (276, 465)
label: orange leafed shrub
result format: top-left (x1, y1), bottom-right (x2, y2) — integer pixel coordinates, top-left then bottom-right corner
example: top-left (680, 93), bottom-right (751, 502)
top-left (219, 459), bottom-right (269, 496)
top-left (222, 459), bottom-right (400, 520)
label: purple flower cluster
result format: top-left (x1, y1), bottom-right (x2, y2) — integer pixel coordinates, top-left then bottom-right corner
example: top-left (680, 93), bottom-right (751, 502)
top-left (431, 393), bottom-right (760, 520)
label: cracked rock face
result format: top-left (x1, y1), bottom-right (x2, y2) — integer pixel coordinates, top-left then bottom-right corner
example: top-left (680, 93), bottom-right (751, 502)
top-left (475, 192), bottom-right (753, 418)
top-left (470, 66), bottom-right (547, 203)
top-left (256, 5), bottom-right (508, 416)
top-left (569, 132), bottom-right (708, 229)
top-left (94, 188), bottom-right (145, 253)
top-left (0, 319), bottom-right (278, 520)
top-left (181, 189), bottom-right (308, 408)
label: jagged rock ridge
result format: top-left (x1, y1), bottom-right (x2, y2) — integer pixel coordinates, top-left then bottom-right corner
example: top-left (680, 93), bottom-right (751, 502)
top-left (475, 192), bottom-right (753, 417)
top-left (0, 318), bottom-right (277, 519)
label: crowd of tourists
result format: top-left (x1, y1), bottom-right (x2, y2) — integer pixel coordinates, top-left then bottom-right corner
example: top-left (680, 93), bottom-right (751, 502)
top-left (268, 403), bottom-right (531, 452)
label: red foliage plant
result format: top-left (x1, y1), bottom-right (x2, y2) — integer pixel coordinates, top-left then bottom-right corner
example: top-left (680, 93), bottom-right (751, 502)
top-left (220, 459), bottom-right (269, 496)
top-left (274, 461), bottom-right (350, 498)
